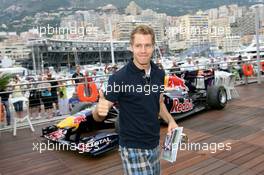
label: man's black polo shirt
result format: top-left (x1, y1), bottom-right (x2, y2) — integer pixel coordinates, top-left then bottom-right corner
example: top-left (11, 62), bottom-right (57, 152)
top-left (105, 60), bottom-right (165, 149)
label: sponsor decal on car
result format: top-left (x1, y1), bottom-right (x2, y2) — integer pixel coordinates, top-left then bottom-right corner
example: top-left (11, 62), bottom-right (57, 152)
top-left (74, 115), bottom-right (86, 124)
top-left (78, 137), bottom-right (112, 152)
top-left (170, 98), bottom-right (193, 113)
top-left (46, 129), bottom-right (65, 141)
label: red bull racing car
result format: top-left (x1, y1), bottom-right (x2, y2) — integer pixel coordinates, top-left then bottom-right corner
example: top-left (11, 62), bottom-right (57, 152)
top-left (42, 104), bottom-right (119, 156)
top-left (164, 69), bottom-right (227, 120)
top-left (42, 69), bottom-right (227, 156)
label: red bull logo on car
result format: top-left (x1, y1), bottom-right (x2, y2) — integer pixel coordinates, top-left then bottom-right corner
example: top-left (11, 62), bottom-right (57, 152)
top-left (74, 115), bottom-right (86, 124)
top-left (170, 98), bottom-right (193, 113)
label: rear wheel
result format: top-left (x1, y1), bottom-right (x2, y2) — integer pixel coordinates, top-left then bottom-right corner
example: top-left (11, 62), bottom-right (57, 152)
top-left (207, 86), bottom-right (227, 109)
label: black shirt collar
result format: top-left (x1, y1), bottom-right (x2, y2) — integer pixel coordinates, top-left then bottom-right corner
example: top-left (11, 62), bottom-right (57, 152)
top-left (128, 59), bottom-right (158, 75)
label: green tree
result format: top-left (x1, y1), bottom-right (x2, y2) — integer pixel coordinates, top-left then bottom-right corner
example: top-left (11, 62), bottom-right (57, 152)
top-left (0, 74), bottom-right (11, 91)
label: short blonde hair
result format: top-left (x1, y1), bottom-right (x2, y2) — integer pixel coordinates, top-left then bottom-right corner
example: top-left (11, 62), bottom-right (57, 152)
top-left (130, 25), bottom-right (155, 45)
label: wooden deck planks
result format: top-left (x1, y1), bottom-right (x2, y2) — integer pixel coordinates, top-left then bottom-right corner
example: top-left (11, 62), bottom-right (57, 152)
top-left (0, 83), bottom-right (263, 175)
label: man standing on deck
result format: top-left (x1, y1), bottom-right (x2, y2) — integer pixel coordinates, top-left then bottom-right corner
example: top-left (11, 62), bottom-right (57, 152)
top-left (72, 65), bottom-right (84, 84)
top-left (92, 25), bottom-right (178, 175)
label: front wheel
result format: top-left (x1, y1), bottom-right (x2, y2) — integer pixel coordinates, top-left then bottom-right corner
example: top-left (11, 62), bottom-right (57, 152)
top-left (207, 86), bottom-right (227, 109)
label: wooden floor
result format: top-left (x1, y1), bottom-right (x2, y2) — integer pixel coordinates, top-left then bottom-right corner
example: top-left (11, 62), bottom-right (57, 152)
top-left (0, 83), bottom-right (263, 175)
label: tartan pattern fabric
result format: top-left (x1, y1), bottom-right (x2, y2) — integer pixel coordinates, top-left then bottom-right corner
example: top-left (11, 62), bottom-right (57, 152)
top-left (119, 146), bottom-right (160, 175)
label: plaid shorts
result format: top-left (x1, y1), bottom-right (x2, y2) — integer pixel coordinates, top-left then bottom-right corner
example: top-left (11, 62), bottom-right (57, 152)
top-left (119, 146), bottom-right (160, 175)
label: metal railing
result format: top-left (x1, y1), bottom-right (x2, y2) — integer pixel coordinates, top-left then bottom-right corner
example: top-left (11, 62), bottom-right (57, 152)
top-left (0, 75), bottom-right (109, 131)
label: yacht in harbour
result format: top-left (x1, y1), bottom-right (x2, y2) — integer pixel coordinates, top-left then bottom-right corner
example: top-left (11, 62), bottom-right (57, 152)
top-left (234, 37), bottom-right (264, 60)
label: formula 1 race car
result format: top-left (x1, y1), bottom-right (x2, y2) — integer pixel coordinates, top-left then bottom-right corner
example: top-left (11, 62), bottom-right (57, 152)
top-left (42, 104), bottom-right (119, 156)
top-left (42, 69), bottom-right (227, 156)
top-left (163, 69), bottom-right (227, 120)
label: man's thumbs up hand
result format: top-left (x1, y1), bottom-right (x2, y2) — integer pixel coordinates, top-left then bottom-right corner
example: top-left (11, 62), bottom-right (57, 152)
top-left (97, 90), bottom-right (109, 116)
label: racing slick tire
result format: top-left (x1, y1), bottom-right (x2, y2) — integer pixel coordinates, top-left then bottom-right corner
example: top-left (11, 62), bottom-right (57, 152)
top-left (207, 86), bottom-right (227, 110)
top-left (71, 102), bottom-right (93, 115)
